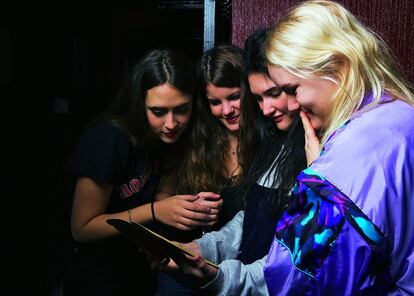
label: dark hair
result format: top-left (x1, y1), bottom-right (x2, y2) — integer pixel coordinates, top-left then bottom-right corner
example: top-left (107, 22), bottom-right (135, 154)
top-left (99, 49), bottom-right (197, 147)
top-left (198, 44), bottom-right (244, 89)
top-left (244, 27), bottom-right (269, 74)
top-left (239, 28), bottom-right (306, 218)
top-left (175, 44), bottom-right (245, 194)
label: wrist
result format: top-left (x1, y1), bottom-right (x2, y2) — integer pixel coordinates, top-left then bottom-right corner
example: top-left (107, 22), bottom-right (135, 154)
top-left (151, 200), bottom-right (157, 223)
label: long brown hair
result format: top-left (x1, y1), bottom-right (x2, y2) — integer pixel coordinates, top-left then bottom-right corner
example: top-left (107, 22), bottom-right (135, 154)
top-left (174, 44), bottom-right (245, 194)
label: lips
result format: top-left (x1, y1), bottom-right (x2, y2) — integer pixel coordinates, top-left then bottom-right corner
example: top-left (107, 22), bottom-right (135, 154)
top-left (224, 114), bottom-right (240, 124)
top-left (273, 114), bottom-right (284, 123)
top-left (163, 130), bottom-right (178, 139)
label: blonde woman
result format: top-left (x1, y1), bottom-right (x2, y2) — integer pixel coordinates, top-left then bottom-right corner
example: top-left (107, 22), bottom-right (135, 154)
top-left (141, 2), bottom-right (414, 294)
top-left (264, 1), bottom-right (414, 295)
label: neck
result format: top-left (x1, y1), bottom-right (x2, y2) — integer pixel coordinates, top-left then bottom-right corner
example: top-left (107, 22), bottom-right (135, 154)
top-left (228, 132), bottom-right (238, 150)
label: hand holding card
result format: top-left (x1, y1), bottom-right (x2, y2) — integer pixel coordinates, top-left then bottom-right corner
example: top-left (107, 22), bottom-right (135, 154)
top-left (106, 218), bottom-right (218, 268)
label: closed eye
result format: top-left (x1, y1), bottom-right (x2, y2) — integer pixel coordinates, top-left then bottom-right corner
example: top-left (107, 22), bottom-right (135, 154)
top-left (148, 107), bottom-right (167, 117)
top-left (208, 99), bottom-right (221, 106)
top-left (227, 92), bottom-right (241, 101)
top-left (174, 104), bottom-right (191, 115)
top-left (264, 87), bottom-right (282, 98)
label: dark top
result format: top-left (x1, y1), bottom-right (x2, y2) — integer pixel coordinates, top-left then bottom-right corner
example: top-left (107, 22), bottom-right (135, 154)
top-left (237, 183), bottom-right (280, 264)
top-left (59, 121), bottom-right (161, 295)
top-left (212, 183), bottom-right (244, 230)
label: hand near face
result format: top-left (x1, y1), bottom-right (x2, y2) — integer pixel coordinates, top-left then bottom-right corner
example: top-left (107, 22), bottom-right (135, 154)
top-left (300, 111), bottom-right (321, 166)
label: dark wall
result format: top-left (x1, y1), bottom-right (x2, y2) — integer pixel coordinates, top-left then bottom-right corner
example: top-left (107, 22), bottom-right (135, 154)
top-left (231, 0), bottom-right (414, 83)
top-left (0, 2), bottom-right (231, 295)
top-left (0, 3), bottom-right (210, 295)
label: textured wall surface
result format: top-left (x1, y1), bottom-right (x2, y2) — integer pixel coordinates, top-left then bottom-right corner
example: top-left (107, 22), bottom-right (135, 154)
top-left (232, 0), bottom-right (414, 83)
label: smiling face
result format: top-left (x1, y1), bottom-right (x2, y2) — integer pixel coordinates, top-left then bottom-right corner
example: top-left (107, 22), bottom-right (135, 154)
top-left (206, 83), bottom-right (241, 132)
top-left (248, 72), bottom-right (297, 131)
top-left (145, 83), bottom-right (193, 144)
top-left (267, 66), bottom-right (339, 130)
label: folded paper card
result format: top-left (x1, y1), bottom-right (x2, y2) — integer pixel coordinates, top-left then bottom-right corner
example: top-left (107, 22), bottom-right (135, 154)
top-left (106, 218), bottom-right (218, 268)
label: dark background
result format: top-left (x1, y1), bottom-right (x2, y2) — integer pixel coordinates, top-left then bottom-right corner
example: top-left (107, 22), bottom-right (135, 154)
top-left (2, 0), bottom-right (412, 295)
top-left (1, 1), bottom-right (231, 295)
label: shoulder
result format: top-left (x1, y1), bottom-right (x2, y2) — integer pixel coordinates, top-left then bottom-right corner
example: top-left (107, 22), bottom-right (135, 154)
top-left (311, 99), bottom-right (414, 225)
top-left (82, 120), bottom-right (125, 140)
top-left (323, 99), bottom-right (414, 160)
top-left (77, 121), bottom-right (130, 149)
top-left (351, 99), bottom-right (413, 140)
top-left (72, 120), bottom-right (133, 165)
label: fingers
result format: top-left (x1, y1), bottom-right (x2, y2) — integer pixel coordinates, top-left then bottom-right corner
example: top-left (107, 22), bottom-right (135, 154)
top-left (299, 110), bottom-right (316, 138)
top-left (300, 111), bottom-right (321, 165)
top-left (160, 258), bottom-right (179, 272)
top-left (179, 194), bottom-right (201, 202)
top-left (196, 192), bottom-right (221, 200)
top-left (158, 196), bottom-right (219, 229)
top-left (176, 194), bottom-right (222, 212)
top-left (174, 213), bottom-right (217, 230)
top-left (194, 192), bottom-right (223, 211)
top-left (180, 254), bottom-right (218, 282)
top-left (196, 199), bottom-right (223, 210)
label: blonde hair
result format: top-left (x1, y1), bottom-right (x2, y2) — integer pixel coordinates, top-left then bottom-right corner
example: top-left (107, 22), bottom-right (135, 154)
top-left (265, 0), bottom-right (414, 145)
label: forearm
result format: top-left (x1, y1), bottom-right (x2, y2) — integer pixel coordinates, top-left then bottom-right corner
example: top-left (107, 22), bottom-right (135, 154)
top-left (72, 203), bottom-right (154, 242)
top-left (195, 211), bottom-right (244, 263)
top-left (202, 256), bottom-right (268, 296)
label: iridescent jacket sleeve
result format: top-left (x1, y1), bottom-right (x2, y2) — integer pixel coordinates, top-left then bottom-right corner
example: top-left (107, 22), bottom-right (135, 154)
top-left (264, 98), bottom-right (414, 295)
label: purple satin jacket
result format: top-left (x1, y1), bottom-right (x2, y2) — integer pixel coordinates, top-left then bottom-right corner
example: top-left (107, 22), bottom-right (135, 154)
top-left (264, 95), bottom-right (414, 295)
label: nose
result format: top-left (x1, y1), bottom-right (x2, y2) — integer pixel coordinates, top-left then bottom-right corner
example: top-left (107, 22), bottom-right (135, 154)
top-left (287, 95), bottom-right (300, 112)
top-left (165, 112), bottom-right (177, 130)
top-left (222, 102), bottom-right (233, 116)
top-left (262, 98), bottom-right (276, 116)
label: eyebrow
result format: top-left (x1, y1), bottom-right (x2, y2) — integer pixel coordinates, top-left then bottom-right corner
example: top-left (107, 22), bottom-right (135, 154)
top-left (147, 102), bottom-right (191, 110)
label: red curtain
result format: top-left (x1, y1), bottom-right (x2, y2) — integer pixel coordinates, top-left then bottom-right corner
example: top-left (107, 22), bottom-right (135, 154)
top-left (232, 0), bottom-right (414, 83)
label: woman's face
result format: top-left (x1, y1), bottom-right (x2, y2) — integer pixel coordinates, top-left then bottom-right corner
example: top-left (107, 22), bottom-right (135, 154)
top-left (248, 72), bottom-right (296, 131)
top-left (145, 83), bottom-right (192, 144)
top-left (206, 83), bottom-right (241, 132)
top-left (267, 66), bottom-right (339, 130)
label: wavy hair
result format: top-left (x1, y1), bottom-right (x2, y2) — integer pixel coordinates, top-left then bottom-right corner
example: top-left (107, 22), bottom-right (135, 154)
top-left (175, 44), bottom-right (245, 194)
top-left (98, 49), bottom-right (197, 146)
top-left (265, 0), bottom-right (414, 145)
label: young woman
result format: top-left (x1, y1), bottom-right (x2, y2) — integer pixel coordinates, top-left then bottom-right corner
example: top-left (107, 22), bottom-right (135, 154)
top-left (263, 1), bottom-right (414, 295)
top-left (150, 28), bottom-right (310, 295)
top-left (60, 49), bottom-right (221, 296)
top-left (149, 0), bottom-right (414, 291)
top-left (156, 44), bottom-right (248, 295)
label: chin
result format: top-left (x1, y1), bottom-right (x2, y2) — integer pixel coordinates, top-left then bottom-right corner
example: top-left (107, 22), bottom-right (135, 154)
top-left (227, 125), bottom-right (240, 132)
top-left (277, 125), bottom-right (289, 131)
top-left (160, 136), bottom-right (179, 144)
top-left (277, 121), bottom-right (292, 131)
